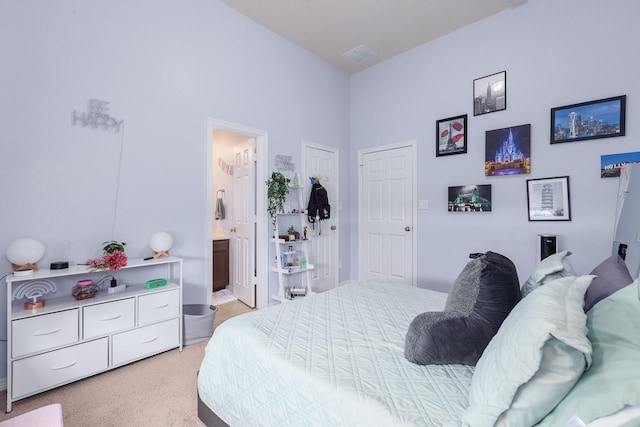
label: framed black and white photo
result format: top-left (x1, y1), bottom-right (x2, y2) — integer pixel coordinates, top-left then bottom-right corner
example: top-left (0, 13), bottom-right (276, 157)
top-left (551, 95), bottom-right (626, 144)
top-left (473, 71), bottom-right (506, 116)
top-left (526, 176), bottom-right (571, 221)
top-left (436, 114), bottom-right (467, 157)
top-left (448, 184), bottom-right (492, 212)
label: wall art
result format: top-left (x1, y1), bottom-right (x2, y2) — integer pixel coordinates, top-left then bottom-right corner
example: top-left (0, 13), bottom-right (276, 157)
top-left (551, 95), bottom-right (626, 144)
top-left (527, 176), bottom-right (571, 221)
top-left (485, 124), bottom-right (531, 176)
top-left (473, 71), bottom-right (506, 116)
top-left (436, 114), bottom-right (467, 157)
top-left (448, 184), bottom-right (492, 212)
top-left (600, 151), bottom-right (640, 178)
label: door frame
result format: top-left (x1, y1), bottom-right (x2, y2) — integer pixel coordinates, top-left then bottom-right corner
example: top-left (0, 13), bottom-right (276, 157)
top-left (302, 140), bottom-right (340, 290)
top-left (357, 140), bottom-right (418, 285)
top-left (206, 118), bottom-right (269, 309)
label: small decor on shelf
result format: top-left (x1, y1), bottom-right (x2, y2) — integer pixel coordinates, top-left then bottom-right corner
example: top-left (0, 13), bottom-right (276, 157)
top-left (149, 231), bottom-right (173, 258)
top-left (266, 172), bottom-right (289, 228)
top-left (72, 279), bottom-right (99, 300)
top-left (6, 238), bottom-right (45, 272)
top-left (86, 240), bottom-right (128, 271)
top-left (287, 225), bottom-right (297, 241)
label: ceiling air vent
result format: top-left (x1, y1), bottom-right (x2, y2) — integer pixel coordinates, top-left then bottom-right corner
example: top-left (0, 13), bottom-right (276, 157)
top-left (342, 44), bottom-right (378, 64)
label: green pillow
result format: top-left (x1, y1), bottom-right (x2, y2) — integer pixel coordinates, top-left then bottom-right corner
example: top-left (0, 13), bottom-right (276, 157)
top-left (536, 278), bottom-right (640, 426)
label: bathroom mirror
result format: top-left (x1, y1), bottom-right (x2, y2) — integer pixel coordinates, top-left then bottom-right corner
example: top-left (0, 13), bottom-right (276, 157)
top-left (613, 162), bottom-right (640, 278)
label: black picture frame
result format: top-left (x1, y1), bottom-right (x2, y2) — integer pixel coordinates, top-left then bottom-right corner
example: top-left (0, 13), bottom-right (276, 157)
top-left (526, 176), bottom-right (571, 221)
top-left (550, 95), bottom-right (626, 144)
top-left (473, 71), bottom-right (506, 116)
top-left (436, 114), bottom-right (467, 157)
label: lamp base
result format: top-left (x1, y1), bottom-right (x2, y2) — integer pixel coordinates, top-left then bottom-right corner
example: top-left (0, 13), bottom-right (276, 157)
top-left (152, 250), bottom-right (170, 259)
top-left (12, 262), bottom-right (39, 272)
top-left (24, 299), bottom-right (45, 311)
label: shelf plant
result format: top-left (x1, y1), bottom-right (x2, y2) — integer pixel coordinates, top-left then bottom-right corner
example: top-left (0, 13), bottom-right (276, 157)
top-left (266, 171), bottom-right (289, 228)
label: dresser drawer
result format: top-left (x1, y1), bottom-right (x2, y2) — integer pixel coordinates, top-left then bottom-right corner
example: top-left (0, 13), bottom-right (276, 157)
top-left (12, 310), bottom-right (79, 358)
top-left (138, 289), bottom-right (179, 325)
top-left (12, 338), bottom-right (108, 399)
top-left (83, 298), bottom-right (135, 339)
top-left (112, 318), bottom-right (179, 366)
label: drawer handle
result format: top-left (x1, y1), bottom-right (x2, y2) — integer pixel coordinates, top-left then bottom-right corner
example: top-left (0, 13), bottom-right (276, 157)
top-left (140, 336), bottom-right (158, 344)
top-left (33, 328), bottom-right (61, 336)
top-left (52, 361), bottom-right (77, 370)
top-left (100, 314), bottom-right (122, 321)
top-left (152, 304), bottom-right (169, 309)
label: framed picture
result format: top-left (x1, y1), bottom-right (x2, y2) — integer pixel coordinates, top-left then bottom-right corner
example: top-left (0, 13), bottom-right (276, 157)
top-left (526, 176), bottom-right (571, 221)
top-left (601, 151), bottom-right (640, 178)
top-left (448, 184), bottom-right (492, 212)
top-left (551, 95), bottom-right (626, 144)
top-left (485, 124), bottom-right (531, 176)
top-left (473, 71), bottom-right (506, 116)
top-left (436, 114), bottom-right (467, 157)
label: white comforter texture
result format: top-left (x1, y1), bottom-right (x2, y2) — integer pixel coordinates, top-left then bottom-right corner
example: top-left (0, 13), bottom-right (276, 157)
top-left (198, 280), bottom-right (474, 426)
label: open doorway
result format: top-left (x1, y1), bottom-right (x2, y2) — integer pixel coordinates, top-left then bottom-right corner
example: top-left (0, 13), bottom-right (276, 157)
top-left (206, 118), bottom-right (269, 310)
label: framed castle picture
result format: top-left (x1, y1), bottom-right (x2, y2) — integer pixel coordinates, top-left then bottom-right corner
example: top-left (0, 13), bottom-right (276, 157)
top-left (485, 124), bottom-right (531, 176)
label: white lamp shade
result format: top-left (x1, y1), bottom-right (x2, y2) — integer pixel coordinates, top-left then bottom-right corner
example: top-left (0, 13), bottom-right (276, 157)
top-left (149, 232), bottom-right (173, 252)
top-left (6, 238), bottom-right (45, 265)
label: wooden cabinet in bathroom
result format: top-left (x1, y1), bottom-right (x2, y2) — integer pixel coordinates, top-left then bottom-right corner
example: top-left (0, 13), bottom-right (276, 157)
top-left (213, 239), bottom-right (230, 292)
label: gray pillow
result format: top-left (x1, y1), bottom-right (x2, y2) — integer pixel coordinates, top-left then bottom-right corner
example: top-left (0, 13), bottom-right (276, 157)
top-left (404, 251), bottom-right (521, 365)
top-left (583, 254), bottom-right (633, 312)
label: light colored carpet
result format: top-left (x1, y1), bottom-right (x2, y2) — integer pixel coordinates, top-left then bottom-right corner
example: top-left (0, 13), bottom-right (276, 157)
top-left (212, 289), bottom-right (237, 305)
top-left (0, 299), bottom-right (254, 426)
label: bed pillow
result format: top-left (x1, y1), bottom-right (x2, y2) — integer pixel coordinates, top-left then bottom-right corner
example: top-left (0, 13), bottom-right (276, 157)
top-left (462, 274), bottom-right (594, 427)
top-left (536, 277), bottom-right (640, 426)
top-left (404, 251), bottom-right (520, 366)
top-left (583, 254), bottom-right (633, 311)
top-left (521, 250), bottom-right (575, 297)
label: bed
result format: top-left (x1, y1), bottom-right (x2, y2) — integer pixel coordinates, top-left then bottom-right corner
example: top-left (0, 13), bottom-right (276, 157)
top-left (197, 251), bottom-right (640, 426)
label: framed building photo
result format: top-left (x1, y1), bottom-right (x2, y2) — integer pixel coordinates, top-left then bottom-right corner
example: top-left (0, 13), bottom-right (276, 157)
top-left (473, 71), bottom-right (506, 116)
top-left (485, 124), bottom-right (531, 176)
top-left (436, 114), bottom-right (467, 157)
top-left (526, 176), bottom-right (571, 221)
top-left (551, 95), bottom-right (626, 144)
top-left (448, 184), bottom-right (492, 212)
top-left (600, 151), bottom-right (640, 178)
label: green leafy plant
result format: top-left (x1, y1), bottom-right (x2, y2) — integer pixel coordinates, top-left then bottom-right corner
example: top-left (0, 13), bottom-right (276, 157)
top-left (287, 225), bottom-right (296, 235)
top-left (266, 172), bottom-right (289, 228)
top-left (102, 240), bottom-right (126, 254)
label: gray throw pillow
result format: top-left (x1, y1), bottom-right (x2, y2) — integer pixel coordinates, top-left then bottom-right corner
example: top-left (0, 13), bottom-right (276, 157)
top-left (404, 251), bottom-right (521, 365)
top-left (583, 254), bottom-right (633, 312)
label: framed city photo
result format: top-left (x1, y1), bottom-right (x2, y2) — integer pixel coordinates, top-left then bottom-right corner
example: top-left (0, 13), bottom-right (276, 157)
top-left (448, 184), bottom-right (492, 212)
top-left (527, 176), bottom-right (571, 221)
top-left (473, 71), bottom-right (506, 116)
top-left (601, 151), bottom-right (640, 178)
top-left (551, 95), bottom-right (626, 144)
top-left (485, 124), bottom-right (531, 176)
top-left (436, 114), bottom-right (467, 157)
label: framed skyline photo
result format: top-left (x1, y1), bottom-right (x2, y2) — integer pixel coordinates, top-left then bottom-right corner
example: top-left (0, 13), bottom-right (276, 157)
top-left (551, 95), bottom-right (626, 144)
top-left (436, 114), bottom-right (467, 157)
top-left (473, 71), bottom-right (506, 116)
top-left (527, 176), bottom-right (571, 221)
top-left (448, 184), bottom-right (492, 212)
top-left (485, 124), bottom-right (531, 176)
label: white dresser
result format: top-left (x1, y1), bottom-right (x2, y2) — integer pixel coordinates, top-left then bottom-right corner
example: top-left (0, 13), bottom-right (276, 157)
top-left (5, 257), bottom-right (183, 412)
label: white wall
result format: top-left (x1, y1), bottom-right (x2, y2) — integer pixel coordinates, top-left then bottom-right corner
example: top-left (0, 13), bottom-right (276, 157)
top-left (349, 0), bottom-right (640, 291)
top-left (0, 0), bottom-right (351, 379)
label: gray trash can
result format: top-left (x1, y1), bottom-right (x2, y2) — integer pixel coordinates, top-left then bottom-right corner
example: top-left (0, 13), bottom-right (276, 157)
top-left (183, 304), bottom-right (218, 345)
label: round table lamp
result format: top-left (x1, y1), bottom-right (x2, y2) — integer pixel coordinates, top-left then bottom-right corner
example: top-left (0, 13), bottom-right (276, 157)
top-left (6, 238), bottom-right (45, 272)
top-left (149, 232), bottom-right (173, 258)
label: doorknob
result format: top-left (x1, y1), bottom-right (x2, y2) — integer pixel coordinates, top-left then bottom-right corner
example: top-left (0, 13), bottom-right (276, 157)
top-left (230, 227), bottom-right (237, 233)
top-left (405, 226), bottom-right (411, 232)
top-left (331, 225), bottom-right (336, 230)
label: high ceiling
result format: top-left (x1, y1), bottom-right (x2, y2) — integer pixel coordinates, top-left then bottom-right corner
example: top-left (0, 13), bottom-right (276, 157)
top-left (220, 0), bottom-right (526, 74)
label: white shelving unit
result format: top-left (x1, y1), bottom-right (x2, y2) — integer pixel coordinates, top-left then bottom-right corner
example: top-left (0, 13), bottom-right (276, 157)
top-left (272, 185), bottom-right (315, 302)
top-left (4, 256), bottom-right (183, 413)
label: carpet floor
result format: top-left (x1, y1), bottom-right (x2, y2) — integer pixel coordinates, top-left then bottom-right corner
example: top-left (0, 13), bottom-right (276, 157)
top-left (0, 299), bottom-right (254, 426)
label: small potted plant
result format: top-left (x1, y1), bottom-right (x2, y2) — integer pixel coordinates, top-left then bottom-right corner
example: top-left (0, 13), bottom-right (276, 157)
top-left (266, 172), bottom-right (289, 229)
top-left (287, 225), bottom-right (297, 242)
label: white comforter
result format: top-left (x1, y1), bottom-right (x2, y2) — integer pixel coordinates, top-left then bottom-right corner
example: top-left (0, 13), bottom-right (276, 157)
top-left (198, 280), bottom-right (474, 426)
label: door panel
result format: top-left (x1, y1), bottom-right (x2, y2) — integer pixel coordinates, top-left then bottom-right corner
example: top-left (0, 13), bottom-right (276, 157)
top-left (304, 144), bottom-right (339, 293)
top-left (360, 145), bottom-right (415, 284)
top-left (232, 139), bottom-right (256, 307)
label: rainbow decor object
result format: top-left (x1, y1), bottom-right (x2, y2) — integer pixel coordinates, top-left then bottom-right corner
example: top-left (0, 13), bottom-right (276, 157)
top-left (218, 158), bottom-right (234, 175)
